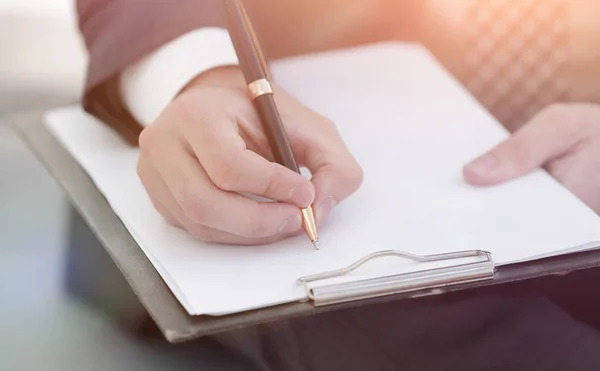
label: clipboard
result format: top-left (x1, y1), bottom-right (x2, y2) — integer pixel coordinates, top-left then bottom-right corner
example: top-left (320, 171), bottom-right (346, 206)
top-left (11, 111), bottom-right (600, 343)
top-left (15, 39), bottom-right (600, 343)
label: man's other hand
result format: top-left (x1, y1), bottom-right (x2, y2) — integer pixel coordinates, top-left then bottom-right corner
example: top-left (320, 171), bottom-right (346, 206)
top-left (464, 103), bottom-right (600, 213)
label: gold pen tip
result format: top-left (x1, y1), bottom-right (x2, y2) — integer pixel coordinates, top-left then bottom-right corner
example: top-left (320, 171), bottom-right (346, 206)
top-left (312, 239), bottom-right (320, 250)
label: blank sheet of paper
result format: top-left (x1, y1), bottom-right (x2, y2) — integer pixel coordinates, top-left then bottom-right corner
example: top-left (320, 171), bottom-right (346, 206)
top-left (45, 42), bottom-right (600, 316)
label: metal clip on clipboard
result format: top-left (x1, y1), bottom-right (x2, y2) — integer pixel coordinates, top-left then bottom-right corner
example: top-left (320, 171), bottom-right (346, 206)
top-left (298, 250), bottom-right (495, 307)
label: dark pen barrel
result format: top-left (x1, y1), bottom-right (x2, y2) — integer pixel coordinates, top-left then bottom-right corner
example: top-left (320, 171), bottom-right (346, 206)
top-left (253, 94), bottom-right (300, 172)
top-left (222, 0), bottom-right (268, 82)
top-left (221, 0), bottom-right (319, 248)
top-left (222, 0), bottom-right (300, 173)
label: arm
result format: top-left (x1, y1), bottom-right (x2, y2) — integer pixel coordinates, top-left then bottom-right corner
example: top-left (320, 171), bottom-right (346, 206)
top-left (76, 0), bottom-right (426, 145)
top-left (76, 0), bottom-right (230, 145)
top-left (75, 0), bottom-right (364, 245)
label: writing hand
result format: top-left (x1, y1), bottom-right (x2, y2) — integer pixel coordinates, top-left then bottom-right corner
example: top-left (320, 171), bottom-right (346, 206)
top-left (464, 103), bottom-right (600, 213)
top-left (137, 66), bottom-right (363, 244)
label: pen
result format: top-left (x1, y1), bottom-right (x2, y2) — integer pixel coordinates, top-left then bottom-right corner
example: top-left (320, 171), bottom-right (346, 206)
top-left (222, 0), bottom-right (320, 250)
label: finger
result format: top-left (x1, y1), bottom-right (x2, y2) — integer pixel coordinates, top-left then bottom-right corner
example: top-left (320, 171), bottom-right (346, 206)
top-left (137, 155), bottom-right (182, 228)
top-left (182, 91), bottom-right (315, 208)
top-left (145, 129), bottom-right (304, 239)
top-left (293, 118), bottom-right (364, 225)
top-left (463, 104), bottom-right (592, 186)
top-left (180, 221), bottom-right (304, 245)
top-left (139, 148), bottom-right (303, 244)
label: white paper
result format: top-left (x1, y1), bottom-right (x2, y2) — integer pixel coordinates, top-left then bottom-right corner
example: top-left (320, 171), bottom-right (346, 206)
top-left (45, 42), bottom-right (600, 316)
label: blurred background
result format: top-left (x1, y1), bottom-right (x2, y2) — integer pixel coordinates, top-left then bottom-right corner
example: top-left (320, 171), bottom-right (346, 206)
top-left (0, 0), bottom-right (126, 369)
top-left (0, 0), bottom-right (86, 112)
top-left (0, 1), bottom-right (222, 370)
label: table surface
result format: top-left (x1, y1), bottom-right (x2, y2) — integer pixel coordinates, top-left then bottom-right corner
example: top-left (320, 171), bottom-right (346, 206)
top-left (12, 110), bottom-right (600, 343)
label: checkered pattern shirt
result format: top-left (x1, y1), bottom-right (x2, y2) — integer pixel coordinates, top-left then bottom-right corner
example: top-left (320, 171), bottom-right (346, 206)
top-left (461, 0), bottom-right (569, 130)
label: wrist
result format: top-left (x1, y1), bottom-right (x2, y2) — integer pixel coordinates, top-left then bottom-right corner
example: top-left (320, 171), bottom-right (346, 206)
top-left (182, 65), bottom-right (247, 93)
top-left (119, 27), bottom-right (239, 126)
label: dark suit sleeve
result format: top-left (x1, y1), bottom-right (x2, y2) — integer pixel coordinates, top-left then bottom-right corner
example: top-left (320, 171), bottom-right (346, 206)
top-left (76, 0), bottom-right (226, 145)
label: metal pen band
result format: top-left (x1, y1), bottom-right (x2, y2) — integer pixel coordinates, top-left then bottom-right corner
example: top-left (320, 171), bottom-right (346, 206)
top-left (248, 78), bottom-right (273, 99)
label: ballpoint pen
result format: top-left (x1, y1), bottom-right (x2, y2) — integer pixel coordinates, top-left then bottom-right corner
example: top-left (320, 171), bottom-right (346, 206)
top-left (221, 0), bottom-right (320, 250)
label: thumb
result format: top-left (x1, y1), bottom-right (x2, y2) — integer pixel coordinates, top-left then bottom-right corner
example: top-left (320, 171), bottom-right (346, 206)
top-left (463, 105), bottom-right (584, 186)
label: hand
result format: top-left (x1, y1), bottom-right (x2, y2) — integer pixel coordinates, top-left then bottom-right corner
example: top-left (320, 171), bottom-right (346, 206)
top-left (463, 103), bottom-right (600, 213)
top-left (137, 66), bottom-right (363, 245)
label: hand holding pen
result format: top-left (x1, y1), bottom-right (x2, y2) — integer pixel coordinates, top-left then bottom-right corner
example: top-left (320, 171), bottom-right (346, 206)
top-left (135, 4), bottom-right (363, 247)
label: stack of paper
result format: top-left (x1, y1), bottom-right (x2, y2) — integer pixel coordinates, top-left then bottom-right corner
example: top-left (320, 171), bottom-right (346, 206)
top-left (45, 42), bottom-right (600, 316)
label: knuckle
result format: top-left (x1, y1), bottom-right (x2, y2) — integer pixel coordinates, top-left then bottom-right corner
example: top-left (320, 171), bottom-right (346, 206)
top-left (138, 126), bottom-right (159, 152)
top-left (135, 159), bottom-right (145, 179)
top-left (247, 223), bottom-right (271, 239)
top-left (344, 159), bottom-right (365, 190)
top-left (242, 216), bottom-right (273, 239)
top-left (322, 117), bottom-right (336, 128)
top-left (179, 191), bottom-right (211, 224)
top-left (210, 157), bottom-right (241, 191)
top-left (263, 168), bottom-right (286, 197)
top-left (321, 116), bottom-right (343, 136)
top-left (136, 158), bottom-right (154, 191)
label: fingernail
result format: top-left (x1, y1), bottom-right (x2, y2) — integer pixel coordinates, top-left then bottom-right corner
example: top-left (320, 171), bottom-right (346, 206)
top-left (289, 184), bottom-right (315, 207)
top-left (316, 197), bottom-right (337, 224)
top-left (466, 152), bottom-right (500, 177)
top-left (279, 214), bottom-right (302, 234)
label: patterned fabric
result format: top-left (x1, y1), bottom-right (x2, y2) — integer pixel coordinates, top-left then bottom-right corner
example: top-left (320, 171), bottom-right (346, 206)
top-left (461, 0), bottom-right (569, 131)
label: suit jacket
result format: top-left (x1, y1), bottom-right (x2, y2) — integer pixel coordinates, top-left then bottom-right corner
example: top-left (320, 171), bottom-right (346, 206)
top-left (77, 0), bottom-right (222, 145)
top-left (76, 0), bottom-right (424, 145)
top-left (77, 0), bottom-right (600, 146)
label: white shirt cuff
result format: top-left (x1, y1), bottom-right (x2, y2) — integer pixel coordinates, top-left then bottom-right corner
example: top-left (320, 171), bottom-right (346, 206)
top-left (119, 27), bottom-right (239, 126)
